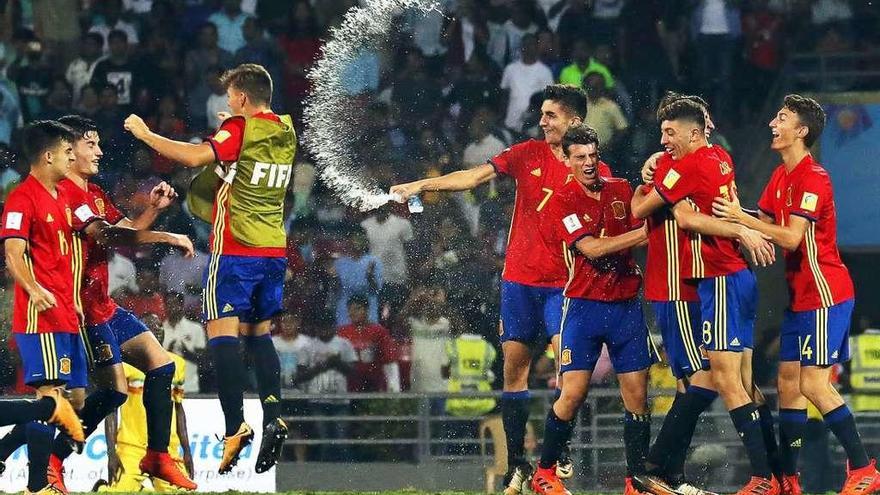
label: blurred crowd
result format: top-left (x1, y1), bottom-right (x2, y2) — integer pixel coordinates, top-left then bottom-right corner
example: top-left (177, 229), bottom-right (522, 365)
top-left (0, 0), bottom-right (878, 404)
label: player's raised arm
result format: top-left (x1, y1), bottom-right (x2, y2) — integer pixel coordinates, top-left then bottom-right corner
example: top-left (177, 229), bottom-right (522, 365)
top-left (672, 202), bottom-right (775, 266)
top-left (124, 114), bottom-right (215, 168)
top-left (389, 163), bottom-right (497, 200)
top-left (713, 197), bottom-right (809, 252)
top-left (3, 238), bottom-right (56, 312)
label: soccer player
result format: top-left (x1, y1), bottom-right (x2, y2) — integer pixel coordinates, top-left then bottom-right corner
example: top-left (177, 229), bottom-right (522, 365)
top-left (712, 94), bottom-right (880, 494)
top-left (630, 98), bottom-right (780, 495)
top-left (530, 124), bottom-right (651, 495)
top-left (391, 84), bottom-right (609, 493)
top-left (101, 313), bottom-right (194, 493)
top-left (124, 63), bottom-right (294, 474)
top-left (0, 121), bottom-right (100, 494)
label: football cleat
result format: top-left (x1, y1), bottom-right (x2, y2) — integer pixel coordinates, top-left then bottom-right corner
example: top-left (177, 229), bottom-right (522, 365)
top-left (44, 388), bottom-right (84, 444)
top-left (779, 474), bottom-right (802, 495)
top-left (218, 422), bottom-right (254, 474)
top-left (255, 418), bottom-right (288, 473)
top-left (840, 459), bottom-right (880, 495)
top-left (556, 441), bottom-right (574, 479)
top-left (632, 474), bottom-right (684, 495)
top-left (503, 463), bottom-right (533, 495)
top-left (139, 449), bottom-right (197, 490)
top-left (735, 476), bottom-right (781, 495)
top-left (47, 455), bottom-right (68, 495)
top-left (530, 465), bottom-right (571, 495)
top-left (677, 481), bottom-right (719, 495)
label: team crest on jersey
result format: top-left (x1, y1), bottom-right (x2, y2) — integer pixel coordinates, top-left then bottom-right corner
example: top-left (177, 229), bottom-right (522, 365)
top-left (719, 161), bottom-right (732, 175)
top-left (59, 358), bottom-right (71, 375)
top-left (97, 344), bottom-right (114, 363)
top-left (94, 198), bottom-right (106, 216)
top-left (611, 201), bottom-right (626, 219)
top-left (560, 349), bottom-right (572, 365)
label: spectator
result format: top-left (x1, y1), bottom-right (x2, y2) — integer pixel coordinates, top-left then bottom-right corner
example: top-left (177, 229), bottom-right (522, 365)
top-left (557, 39), bottom-right (614, 89)
top-left (88, 0), bottom-right (140, 52)
top-left (65, 32), bottom-right (105, 105)
top-left (273, 313), bottom-right (310, 390)
top-left (360, 210), bottom-right (413, 322)
top-left (400, 283), bottom-right (451, 396)
top-left (161, 291), bottom-right (205, 393)
top-left (500, 33), bottom-right (553, 132)
top-left (295, 314), bottom-right (356, 462)
top-left (184, 23), bottom-right (233, 130)
top-left (90, 30), bottom-right (140, 108)
top-left (333, 229), bottom-right (384, 326)
top-left (208, 0), bottom-right (251, 55)
top-left (337, 294), bottom-right (401, 392)
top-left (583, 72), bottom-right (628, 156)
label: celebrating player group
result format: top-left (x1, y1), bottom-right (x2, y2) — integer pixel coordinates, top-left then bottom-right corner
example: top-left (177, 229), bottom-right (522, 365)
top-left (0, 63), bottom-right (295, 494)
top-left (391, 86), bottom-right (878, 495)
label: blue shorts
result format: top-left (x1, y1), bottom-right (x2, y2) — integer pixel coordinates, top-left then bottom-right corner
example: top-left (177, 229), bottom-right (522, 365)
top-left (559, 297), bottom-right (655, 374)
top-left (697, 269), bottom-right (757, 352)
top-left (14, 332), bottom-right (89, 388)
top-left (499, 281), bottom-right (564, 344)
top-left (84, 308), bottom-right (148, 368)
top-left (780, 299), bottom-right (854, 366)
top-left (653, 301), bottom-right (709, 379)
top-left (202, 255), bottom-right (286, 323)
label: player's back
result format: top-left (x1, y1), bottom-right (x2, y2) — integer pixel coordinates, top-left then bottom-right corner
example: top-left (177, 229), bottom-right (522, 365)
top-left (490, 139), bottom-right (612, 288)
top-left (645, 154), bottom-right (699, 302)
top-left (657, 145), bottom-right (747, 279)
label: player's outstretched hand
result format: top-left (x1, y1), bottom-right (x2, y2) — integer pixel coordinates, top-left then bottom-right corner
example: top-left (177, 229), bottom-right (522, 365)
top-left (738, 227), bottom-right (775, 267)
top-left (711, 196), bottom-right (743, 222)
top-left (28, 283), bottom-right (57, 312)
top-left (389, 182), bottom-right (421, 201)
top-left (123, 114), bottom-right (150, 141)
top-left (641, 151), bottom-right (665, 184)
top-left (167, 233), bottom-right (195, 258)
top-left (149, 181), bottom-right (178, 210)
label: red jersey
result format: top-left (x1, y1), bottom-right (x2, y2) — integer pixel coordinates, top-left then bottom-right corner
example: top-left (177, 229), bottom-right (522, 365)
top-left (206, 113), bottom-right (286, 258)
top-left (645, 154), bottom-right (699, 302)
top-left (757, 155), bottom-right (854, 311)
top-left (58, 179), bottom-right (125, 325)
top-left (337, 323), bottom-right (398, 392)
top-left (0, 175), bottom-right (99, 334)
top-left (490, 139), bottom-right (612, 287)
top-left (549, 177), bottom-right (642, 301)
top-left (654, 145), bottom-right (748, 279)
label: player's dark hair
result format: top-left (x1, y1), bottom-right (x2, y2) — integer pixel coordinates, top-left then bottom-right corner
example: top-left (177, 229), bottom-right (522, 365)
top-left (20, 120), bottom-right (74, 166)
top-left (543, 84), bottom-right (587, 120)
top-left (561, 124), bottom-right (599, 157)
top-left (347, 293), bottom-right (369, 308)
top-left (107, 29), bottom-right (128, 44)
top-left (783, 94), bottom-right (826, 147)
top-left (657, 98), bottom-right (706, 129)
top-left (220, 63), bottom-right (273, 106)
top-left (58, 115), bottom-right (99, 141)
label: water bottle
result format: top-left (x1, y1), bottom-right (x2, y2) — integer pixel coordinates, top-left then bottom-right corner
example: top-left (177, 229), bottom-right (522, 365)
top-left (407, 195), bottom-right (424, 214)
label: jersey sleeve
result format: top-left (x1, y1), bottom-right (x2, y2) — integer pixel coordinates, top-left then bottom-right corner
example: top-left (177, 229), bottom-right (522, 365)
top-left (790, 172), bottom-right (830, 222)
top-left (207, 116), bottom-right (246, 162)
top-left (654, 157), bottom-right (697, 205)
top-left (98, 188), bottom-right (126, 225)
top-left (489, 141), bottom-right (533, 179)
top-left (0, 192), bottom-right (34, 241)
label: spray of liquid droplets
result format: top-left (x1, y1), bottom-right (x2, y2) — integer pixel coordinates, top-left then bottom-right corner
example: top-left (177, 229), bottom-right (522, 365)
top-left (303, 0), bottom-right (441, 212)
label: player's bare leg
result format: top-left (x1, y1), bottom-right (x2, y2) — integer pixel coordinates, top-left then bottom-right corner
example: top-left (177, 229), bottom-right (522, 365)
top-left (776, 361), bottom-right (806, 495)
top-left (800, 366), bottom-right (880, 494)
top-left (618, 369), bottom-right (651, 495)
top-left (532, 370), bottom-right (590, 495)
top-left (501, 340), bottom-right (534, 495)
top-left (240, 320), bottom-right (288, 473)
top-left (207, 316), bottom-right (255, 474)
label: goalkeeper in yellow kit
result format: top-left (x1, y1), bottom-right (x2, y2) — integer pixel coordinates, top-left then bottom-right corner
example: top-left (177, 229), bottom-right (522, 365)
top-left (100, 314), bottom-right (194, 492)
